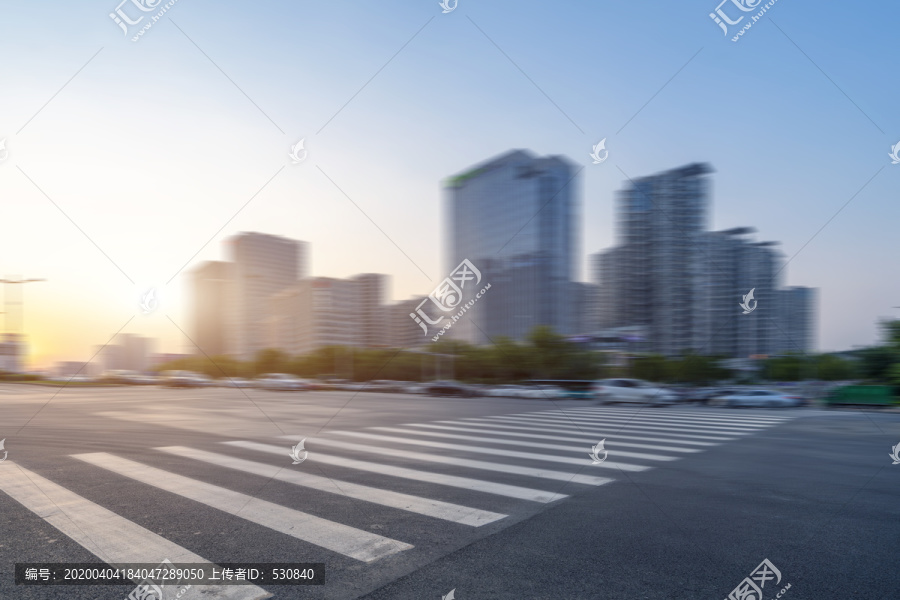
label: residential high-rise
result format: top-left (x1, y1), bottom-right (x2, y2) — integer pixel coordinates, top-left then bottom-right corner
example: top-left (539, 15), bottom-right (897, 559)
top-left (592, 246), bottom-right (625, 331)
top-left (191, 261), bottom-right (232, 356)
top-left (696, 228), bottom-right (782, 357)
top-left (776, 287), bottom-right (817, 354)
top-left (388, 296), bottom-right (430, 349)
top-left (615, 163), bottom-right (712, 355)
top-left (225, 232), bottom-right (308, 360)
top-left (353, 273), bottom-right (388, 347)
top-left (445, 150), bottom-right (579, 344)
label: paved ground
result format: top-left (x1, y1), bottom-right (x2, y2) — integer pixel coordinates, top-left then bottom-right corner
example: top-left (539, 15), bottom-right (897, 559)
top-left (0, 383), bottom-right (897, 599)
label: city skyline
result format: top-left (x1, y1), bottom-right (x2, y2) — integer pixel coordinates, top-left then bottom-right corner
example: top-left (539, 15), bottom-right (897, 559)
top-left (1, 1), bottom-right (897, 368)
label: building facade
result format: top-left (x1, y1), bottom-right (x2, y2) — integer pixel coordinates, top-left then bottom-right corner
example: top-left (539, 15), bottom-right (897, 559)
top-left (776, 286), bottom-right (817, 354)
top-left (191, 260), bottom-right (232, 356)
top-left (444, 150), bottom-right (579, 344)
top-left (614, 163), bottom-right (712, 355)
top-left (225, 232), bottom-right (308, 360)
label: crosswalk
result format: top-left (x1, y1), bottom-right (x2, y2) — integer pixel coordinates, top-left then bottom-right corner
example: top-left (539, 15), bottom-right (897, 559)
top-left (0, 406), bottom-right (794, 596)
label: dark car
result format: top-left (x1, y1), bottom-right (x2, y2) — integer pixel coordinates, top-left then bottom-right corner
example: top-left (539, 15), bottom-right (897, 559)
top-left (425, 380), bottom-right (476, 397)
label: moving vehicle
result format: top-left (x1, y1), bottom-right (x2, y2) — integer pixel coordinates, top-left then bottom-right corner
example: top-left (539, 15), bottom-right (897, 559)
top-left (714, 389), bottom-right (803, 408)
top-left (221, 377), bottom-right (253, 388)
top-left (521, 384), bottom-right (568, 400)
top-left (487, 384), bottom-right (529, 398)
top-left (256, 373), bottom-right (307, 391)
top-left (593, 378), bottom-right (678, 406)
top-left (161, 370), bottom-right (207, 387)
top-left (425, 380), bottom-right (476, 397)
top-left (530, 379), bottom-right (596, 399)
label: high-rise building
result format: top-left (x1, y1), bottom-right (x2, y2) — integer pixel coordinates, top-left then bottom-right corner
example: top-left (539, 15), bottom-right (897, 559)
top-left (0, 333), bottom-right (25, 373)
top-left (388, 296), bottom-right (430, 349)
top-left (268, 276), bottom-right (395, 355)
top-left (225, 232), bottom-right (308, 360)
top-left (353, 273), bottom-right (388, 347)
top-left (191, 261), bottom-right (232, 356)
top-left (696, 228), bottom-right (783, 357)
top-left (591, 246), bottom-right (625, 331)
top-left (444, 149), bottom-right (579, 344)
top-left (615, 163), bottom-right (712, 355)
top-left (776, 287), bottom-right (817, 354)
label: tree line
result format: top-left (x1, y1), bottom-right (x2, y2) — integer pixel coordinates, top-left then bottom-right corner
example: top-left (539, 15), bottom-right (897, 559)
top-left (153, 321), bottom-right (900, 387)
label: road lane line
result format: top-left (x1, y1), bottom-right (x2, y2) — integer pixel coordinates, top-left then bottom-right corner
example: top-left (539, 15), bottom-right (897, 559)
top-left (0, 462), bottom-right (271, 600)
top-left (224, 441), bottom-right (568, 503)
top-left (158, 446), bottom-right (505, 527)
top-left (71, 452), bottom-right (412, 563)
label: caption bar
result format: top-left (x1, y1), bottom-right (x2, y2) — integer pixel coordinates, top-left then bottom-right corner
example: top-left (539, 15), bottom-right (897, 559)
top-left (16, 563), bottom-right (324, 586)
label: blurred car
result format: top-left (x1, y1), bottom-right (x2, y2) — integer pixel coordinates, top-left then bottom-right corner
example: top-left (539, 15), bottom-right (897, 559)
top-left (402, 382), bottom-right (427, 394)
top-left (520, 385), bottom-right (567, 400)
top-left (221, 377), bottom-right (253, 388)
top-left (131, 374), bottom-right (161, 385)
top-left (593, 378), bottom-right (678, 406)
top-left (366, 380), bottom-right (405, 393)
top-left (715, 389), bottom-right (803, 408)
top-left (100, 369), bottom-right (142, 384)
top-left (488, 384), bottom-right (529, 398)
top-left (161, 370), bottom-right (204, 387)
top-left (256, 373), bottom-right (306, 391)
top-left (426, 380), bottom-right (476, 397)
top-left (65, 374), bottom-right (95, 384)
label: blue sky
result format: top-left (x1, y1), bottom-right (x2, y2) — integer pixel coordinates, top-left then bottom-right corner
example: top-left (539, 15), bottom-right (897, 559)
top-left (0, 0), bottom-right (897, 365)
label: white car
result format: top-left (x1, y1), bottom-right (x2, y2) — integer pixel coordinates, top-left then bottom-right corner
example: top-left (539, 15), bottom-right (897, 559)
top-left (222, 377), bottom-right (253, 388)
top-left (521, 385), bottom-right (567, 400)
top-left (488, 385), bottom-right (529, 398)
top-left (716, 389), bottom-right (802, 408)
top-left (256, 373), bottom-right (306, 391)
top-left (594, 379), bottom-right (678, 406)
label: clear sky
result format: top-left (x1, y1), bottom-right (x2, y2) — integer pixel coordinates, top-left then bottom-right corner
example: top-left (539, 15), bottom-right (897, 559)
top-left (1, 0), bottom-right (897, 368)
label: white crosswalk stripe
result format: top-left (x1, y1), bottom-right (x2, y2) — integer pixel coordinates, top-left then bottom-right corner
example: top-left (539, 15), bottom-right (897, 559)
top-left (0, 462), bottom-right (271, 600)
top-left (158, 445), bottom-right (507, 527)
top-left (519, 411), bottom-right (775, 431)
top-left (72, 452), bottom-right (413, 562)
top-left (436, 419), bottom-right (723, 445)
top-left (400, 423), bottom-right (703, 453)
top-left (0, 405), bottom-right (793, 594)
top-left (225, 440), bottom-right (570, 502)
top-left (479, 417), bottom-right (741, 441)
top-left (276, 436), bottom-right (628, 479)
top-left (367, 426), bottom-right (682, 461)
top-left (474, 416), bottom-right (737, 440)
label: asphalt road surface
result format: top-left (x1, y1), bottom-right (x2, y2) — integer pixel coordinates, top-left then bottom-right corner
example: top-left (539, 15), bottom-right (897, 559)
top-left (0, 383), bottom-right (897, 599)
